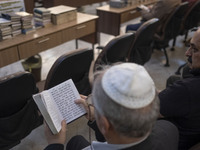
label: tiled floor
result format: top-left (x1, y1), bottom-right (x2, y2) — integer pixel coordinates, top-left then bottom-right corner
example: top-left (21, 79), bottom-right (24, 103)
top-left (1, 3), bottom-right (195, 150)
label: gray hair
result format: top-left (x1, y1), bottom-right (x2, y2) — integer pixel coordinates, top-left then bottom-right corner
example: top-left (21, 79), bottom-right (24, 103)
top-left (92, 69), bottom-right (159, 138)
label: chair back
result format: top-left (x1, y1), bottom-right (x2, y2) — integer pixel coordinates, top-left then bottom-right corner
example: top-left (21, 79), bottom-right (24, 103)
top-left (182, 0), bottom-right (200, 31)
top-left (157, 2), bottom-right (189, 43)
top-left (44, 48), bottom-right (93, 96)
top-left (128, 18), bottom-right (159, 65)
top-left (0, 71), bottom-right (43, 149)
top-left (94, 33), bottom-right (135, 70)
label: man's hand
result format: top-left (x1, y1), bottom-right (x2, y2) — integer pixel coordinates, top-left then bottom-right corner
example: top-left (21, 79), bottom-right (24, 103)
top-left (44, 120), bottom-right (67, 145)
top-left (75, 95), bottom-right (95, 121)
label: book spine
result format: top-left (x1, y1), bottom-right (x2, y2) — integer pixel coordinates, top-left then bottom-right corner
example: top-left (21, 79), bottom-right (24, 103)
top-left (2, 14), bottom-right (11, 20)
top-left (33, 94), bottom-right (58, 134)
top-left (33, 9), bottom-right (44, 15)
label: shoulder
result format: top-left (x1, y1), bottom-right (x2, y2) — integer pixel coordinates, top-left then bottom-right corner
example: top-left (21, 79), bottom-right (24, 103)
top-left (167, 76), bottom-right (200, 93)
top-left (158, 78), bottom-right (192, 104)
top-left (159, 79), bottom-right (188, 97)
top-left (160, 76), bottom-right (200, 95)
top-left (152, 120), bottom-right (179, 143)
top-left (130, 120), bottom-right (179, 150)
top-left (149, 120), bottom-right (179, 150)
top-left (158, 77), bottom-right (200, 117)
top-left (153, 120), bottom-right (178, 134)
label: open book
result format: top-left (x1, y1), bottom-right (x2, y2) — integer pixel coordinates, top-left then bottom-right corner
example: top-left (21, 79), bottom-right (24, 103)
top-left (33, 79), bottom-right (86, 134)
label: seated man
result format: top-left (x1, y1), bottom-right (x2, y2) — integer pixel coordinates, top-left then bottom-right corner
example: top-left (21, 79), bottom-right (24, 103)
top-left (126, 0), bottom-right (181, 32)
top-left (159, 28), bottom-right (200, 150)
top-left (44, 63), bottom-right (179, 150)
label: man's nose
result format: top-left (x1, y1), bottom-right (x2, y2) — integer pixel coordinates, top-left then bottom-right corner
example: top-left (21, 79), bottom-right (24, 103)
top-left (185, 48), bottom-right (192, 56)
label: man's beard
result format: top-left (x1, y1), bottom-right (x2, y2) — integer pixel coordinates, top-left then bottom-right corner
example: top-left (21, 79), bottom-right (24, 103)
top-left (186, 57), bottom-right (200, 75)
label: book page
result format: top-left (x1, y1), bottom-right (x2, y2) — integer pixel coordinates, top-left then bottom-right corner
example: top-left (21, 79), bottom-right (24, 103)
top-left (41, 90), bottom-right (63, 133)
top-left (48, 79), bottom-right (86, 123)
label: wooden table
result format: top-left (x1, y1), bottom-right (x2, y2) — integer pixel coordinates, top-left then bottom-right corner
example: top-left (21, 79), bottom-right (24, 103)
top-left (43, 0), bottom-right (108, 8)
top-left (24, 0), bottom-right (109, 13)
top-left (0, 13), bottom-right (98, 67)
top-left (97, 0), bottom-right (157, 36)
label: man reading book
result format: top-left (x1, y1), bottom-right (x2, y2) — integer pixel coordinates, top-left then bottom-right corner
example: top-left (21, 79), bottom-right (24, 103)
top-left (44, 63), bottom-right (179, 150)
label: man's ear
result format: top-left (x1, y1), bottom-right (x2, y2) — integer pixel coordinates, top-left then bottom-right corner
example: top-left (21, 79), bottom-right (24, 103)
top-left (98, 116), bottom-right (111, 136)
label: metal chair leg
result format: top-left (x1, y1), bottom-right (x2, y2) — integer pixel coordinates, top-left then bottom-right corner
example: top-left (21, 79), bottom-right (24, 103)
top-left (163, 48), bottom-right (170, 67)
top-left (171, 37), bottom-right (176, 51)
top-left (75, 39), bottom-right (78, 49)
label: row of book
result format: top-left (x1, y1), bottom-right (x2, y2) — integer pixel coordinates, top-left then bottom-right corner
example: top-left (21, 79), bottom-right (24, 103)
top-left (2, 11), bottom-right (34, 34)
top-left (0, 11), bottom-right (34, 40)
top-left (0, 7), bottom-right (51, 41)
top-left (0, 18), bottom-right (12, 41)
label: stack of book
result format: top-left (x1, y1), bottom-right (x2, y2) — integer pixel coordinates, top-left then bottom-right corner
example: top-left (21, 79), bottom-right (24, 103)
top-left (2, 12), bottom-right (21, 37)
top-left (33, 7), bottom-right (51, 28)
top-left (0, 17), bottom-right (12, 41)
top-left (15, 11), bottom-right (34, 34)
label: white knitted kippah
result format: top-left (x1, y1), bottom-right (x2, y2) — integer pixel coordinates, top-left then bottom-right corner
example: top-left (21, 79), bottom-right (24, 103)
top-left (101, 63), bottom-right (155, 109)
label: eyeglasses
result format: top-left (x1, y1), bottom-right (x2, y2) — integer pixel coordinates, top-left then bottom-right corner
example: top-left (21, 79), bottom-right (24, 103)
top-left (187, 44), bottom-right (199, 53)
top-left (86, 94), bottom-right (94, 148)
